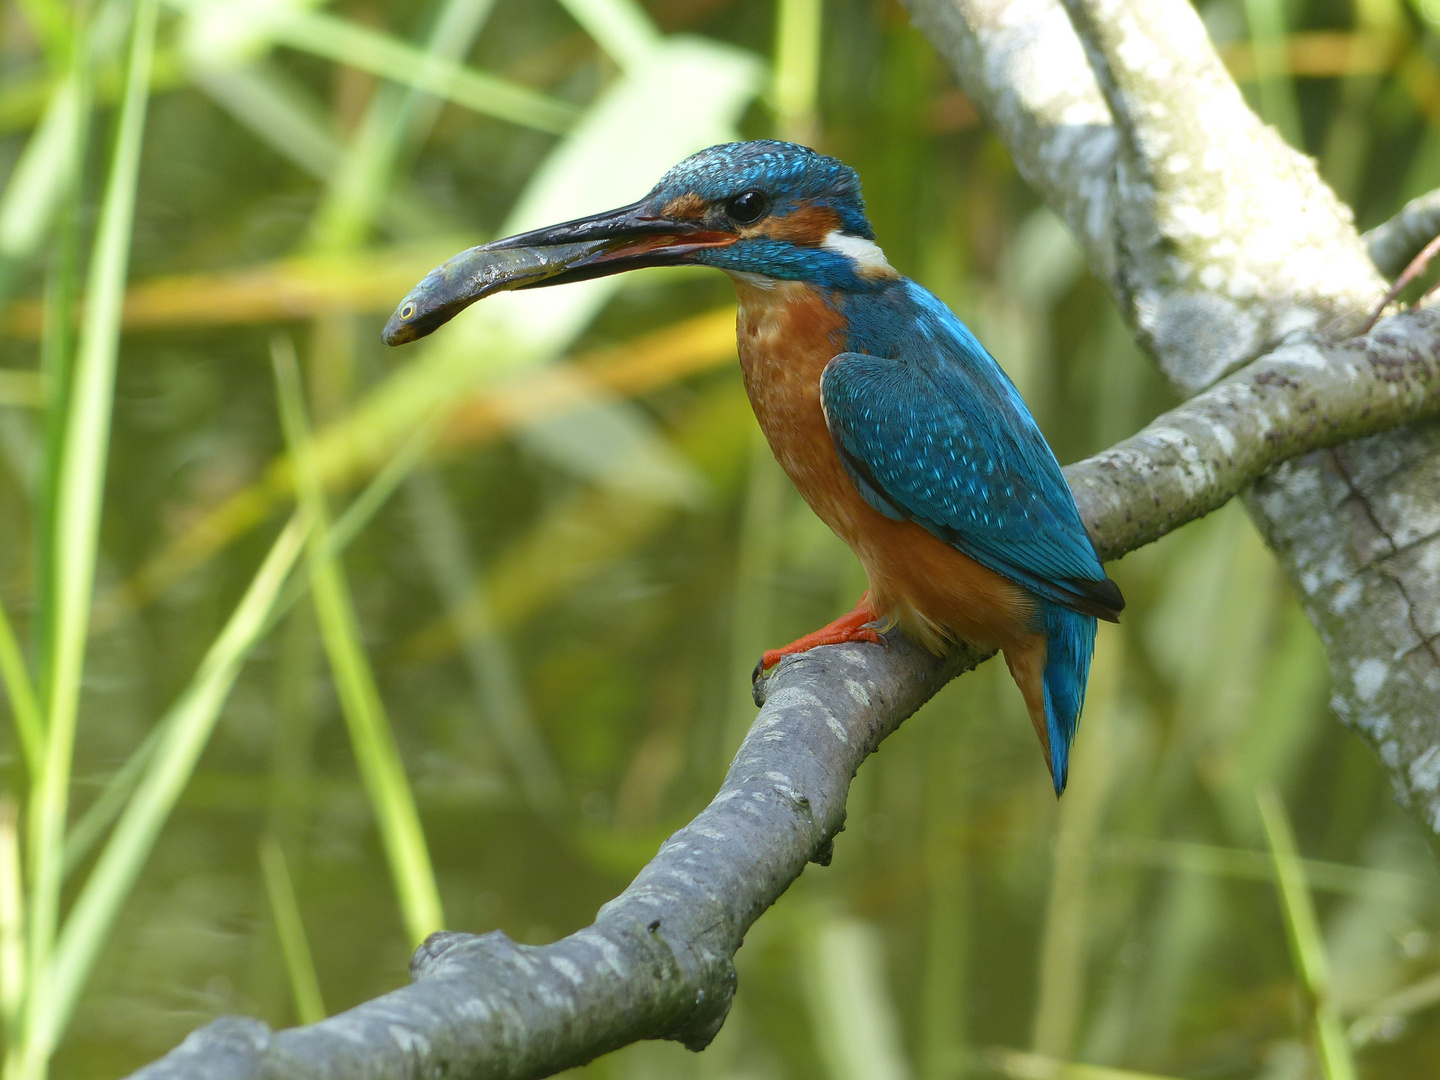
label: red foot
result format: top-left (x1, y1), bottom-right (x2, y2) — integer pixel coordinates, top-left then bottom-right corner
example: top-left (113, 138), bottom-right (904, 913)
top-left (754, 592), bottom-right (886, 682)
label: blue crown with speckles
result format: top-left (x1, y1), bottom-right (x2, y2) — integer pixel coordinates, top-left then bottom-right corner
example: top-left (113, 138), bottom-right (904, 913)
top-left (649, 141), bottom-right (874, 240)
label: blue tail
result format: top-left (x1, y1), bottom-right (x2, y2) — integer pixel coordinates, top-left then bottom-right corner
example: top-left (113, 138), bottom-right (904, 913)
top-left (1042, 602), bottom-right (1098, 796)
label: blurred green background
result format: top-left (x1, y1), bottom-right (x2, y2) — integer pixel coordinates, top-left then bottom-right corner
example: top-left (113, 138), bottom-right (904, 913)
top-left (2, 0), bottom-right (1440, 1078)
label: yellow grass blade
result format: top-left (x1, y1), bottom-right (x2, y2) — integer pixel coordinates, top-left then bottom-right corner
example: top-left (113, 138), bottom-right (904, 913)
top-left (33, 514), bottom-right (309, 1070)
top-left (20, 4), bottom-right (158, 1075)
top-left (983, 1048), bottom-right (1189, 1080)
top-left (272, 337), bottom-right (444, 947)
top-left (1257, 789), bottom-right (1358, 1080)
top-left (3, 242), bottom-right (471, 337)
top-left (258, 836), bottom-right (326, 1025)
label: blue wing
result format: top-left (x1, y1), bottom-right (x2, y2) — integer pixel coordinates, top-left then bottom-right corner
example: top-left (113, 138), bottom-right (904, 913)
top-left (820, 339), bottom-right (1121, 621)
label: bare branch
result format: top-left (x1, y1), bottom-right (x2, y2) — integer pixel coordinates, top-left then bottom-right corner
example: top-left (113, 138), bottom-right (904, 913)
top-left (1365, 188), bottom-right (1440, 280)
top-left (1057, 0), bottom-right (1380, 390)
top-left (1072, 308), bottom-right (1440, 560)
top-left (905, 0), bottom-right (1440, 837)
top-left (898, 0), bottom-right (1120, 287)
top-left (124, 305), bottom-right (1440, 1080)
top-left (904, 0), bottom-right (1383, 394)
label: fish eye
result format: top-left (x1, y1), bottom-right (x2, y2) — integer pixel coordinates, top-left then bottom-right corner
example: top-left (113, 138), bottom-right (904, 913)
top-left (400, 302), bottom-right (416, 319)
top-left (725, 190), bottom-right (768, 225)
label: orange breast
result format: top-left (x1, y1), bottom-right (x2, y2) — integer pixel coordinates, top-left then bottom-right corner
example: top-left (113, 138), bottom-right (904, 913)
top-left (731, 275), bottom-right (1037, 654)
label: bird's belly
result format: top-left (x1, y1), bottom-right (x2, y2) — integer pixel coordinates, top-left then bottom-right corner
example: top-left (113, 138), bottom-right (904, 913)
top-left (731, 276), bottom-right (1035, 652)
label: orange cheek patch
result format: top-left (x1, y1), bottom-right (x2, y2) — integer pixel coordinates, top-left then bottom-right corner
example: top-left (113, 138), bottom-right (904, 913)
top-left (661, 193), bottom-right (708, 219)
top-left (742, 203), bottom-right (842, 246)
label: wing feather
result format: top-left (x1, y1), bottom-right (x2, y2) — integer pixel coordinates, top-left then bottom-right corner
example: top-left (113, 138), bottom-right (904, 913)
top-left (820, 349), bottom-right (1122, 621)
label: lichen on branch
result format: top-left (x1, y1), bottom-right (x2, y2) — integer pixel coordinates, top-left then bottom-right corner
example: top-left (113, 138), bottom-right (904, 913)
top-left (905, 0), bottom-right (1440, 840)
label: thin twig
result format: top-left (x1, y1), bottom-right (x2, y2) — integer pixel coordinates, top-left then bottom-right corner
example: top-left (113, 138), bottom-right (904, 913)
top-left (1357, 232), bottom-right (1440, 335)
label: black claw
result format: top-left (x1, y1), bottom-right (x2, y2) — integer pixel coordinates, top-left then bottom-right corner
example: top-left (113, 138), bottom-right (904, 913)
top-left (751, 656), bottom-right (765, 686)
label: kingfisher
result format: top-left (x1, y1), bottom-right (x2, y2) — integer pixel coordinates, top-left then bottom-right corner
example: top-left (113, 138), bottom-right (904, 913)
top-left (383, 141), bottom-right (1123, 794)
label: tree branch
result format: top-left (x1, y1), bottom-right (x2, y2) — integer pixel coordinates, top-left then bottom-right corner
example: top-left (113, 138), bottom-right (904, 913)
top-left (1071, 308), bottom-right (1440, 559)
top-left (1061, 0), bottom-right (1379, 391)
top-left (898, 0), bottom-right (1121, 291)
top-left (905, 0), bottom-right (1440, 838)
top-left (129, 630), bottom-right (969, 1080)
top-left (125, 304), bottom-right (1440, 1079)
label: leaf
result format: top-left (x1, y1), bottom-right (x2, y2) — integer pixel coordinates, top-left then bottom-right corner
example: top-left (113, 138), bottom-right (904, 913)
top-left (555, 0), bottom-right (661, 70)
top-left (119, 37), bottom-right (762, 610)
top-left (173, 0), bottom-right (578, 133)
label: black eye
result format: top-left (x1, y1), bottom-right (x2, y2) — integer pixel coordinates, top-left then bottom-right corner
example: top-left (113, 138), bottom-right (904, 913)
top-left (725, 190), bottom-right (768, 225)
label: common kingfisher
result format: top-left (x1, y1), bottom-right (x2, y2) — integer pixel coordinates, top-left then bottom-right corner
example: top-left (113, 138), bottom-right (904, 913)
top-left (383, 141), bottom-right (1123, 794)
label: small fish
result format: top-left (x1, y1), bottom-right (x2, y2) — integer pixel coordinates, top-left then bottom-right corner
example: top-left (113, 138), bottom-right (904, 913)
top-left (382, 239), bottom-right (604, 345)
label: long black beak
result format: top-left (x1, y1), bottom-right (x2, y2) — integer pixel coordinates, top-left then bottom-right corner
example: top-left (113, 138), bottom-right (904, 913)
top-left (382, 200), bottom-right (735, 345)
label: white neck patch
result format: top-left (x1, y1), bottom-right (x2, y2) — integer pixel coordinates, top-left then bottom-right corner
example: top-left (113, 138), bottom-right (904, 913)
top-left (821, 230), bottom-right (897, 278)
top-left (726, 269), bottom-right (778, 290)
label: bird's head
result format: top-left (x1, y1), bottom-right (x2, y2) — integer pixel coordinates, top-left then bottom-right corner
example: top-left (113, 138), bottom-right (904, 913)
top-left (383, 140), bottom-right (894, 345)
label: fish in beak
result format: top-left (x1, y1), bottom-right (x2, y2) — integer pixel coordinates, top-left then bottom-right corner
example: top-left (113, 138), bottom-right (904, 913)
top-left (382, 200), bottom-right (736, 345)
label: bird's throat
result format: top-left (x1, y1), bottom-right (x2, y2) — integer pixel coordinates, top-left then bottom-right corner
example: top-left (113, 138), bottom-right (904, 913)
top-left (732, 276), bottom-right (864, 545)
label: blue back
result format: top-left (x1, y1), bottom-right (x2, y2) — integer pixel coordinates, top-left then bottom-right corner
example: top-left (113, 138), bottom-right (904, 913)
top-left (822, 279), bottom-right (1112, 618)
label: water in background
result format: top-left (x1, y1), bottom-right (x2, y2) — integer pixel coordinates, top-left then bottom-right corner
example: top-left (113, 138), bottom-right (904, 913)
top-left (0, 1), bottom-right (1437, 1077)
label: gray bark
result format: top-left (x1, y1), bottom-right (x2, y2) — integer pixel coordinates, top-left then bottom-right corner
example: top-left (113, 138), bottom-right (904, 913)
top-left (1070, 308), bottom-right (1440, 560)
top-left (904, 0), bottom-right (1440, 833)
top-left (126, 2), bottom-right (1440, 1076)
